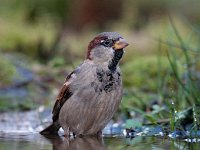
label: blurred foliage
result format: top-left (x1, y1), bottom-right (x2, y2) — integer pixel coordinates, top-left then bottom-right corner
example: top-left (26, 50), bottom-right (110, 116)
top-left (0, 0), bottom-right (70, 23)
top-left (122, 55), bottom-right (183, 92)
top-left (0, 0), bottom-right (200, 60)
top-left (0, 16), bottom-right (56, 58)
top-left (163, 18), bottom-right (200, 109)
top-left (0, 54), bottom-right (16, 86)
top-left (125, 119), bottom-right (142, 128)
top-left (119, 89), bottom-right (157, 119)
top-left (0, 96), bottom-right (37, 112)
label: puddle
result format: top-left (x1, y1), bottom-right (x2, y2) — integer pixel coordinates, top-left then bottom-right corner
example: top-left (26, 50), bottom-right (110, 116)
top-left (0, 133), bottom-right (200, 150)
top-left (0, 110), bottom-right (200, 149)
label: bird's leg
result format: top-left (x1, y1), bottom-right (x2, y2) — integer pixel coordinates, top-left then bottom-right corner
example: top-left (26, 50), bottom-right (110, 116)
top-left (63, 134), bottom-right (70, 139)
top-left (96, 131), bottom-right (103, 141)
top-left (63, 137), bottom-right (70, 146)
top-left (63, 127), bottom-right (70, 139)
top-left (97, 130), bottom-right (102, 137)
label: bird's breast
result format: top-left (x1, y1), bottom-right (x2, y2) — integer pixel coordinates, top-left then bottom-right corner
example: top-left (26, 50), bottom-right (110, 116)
top-left (90, 68), bottom-right (121, 94)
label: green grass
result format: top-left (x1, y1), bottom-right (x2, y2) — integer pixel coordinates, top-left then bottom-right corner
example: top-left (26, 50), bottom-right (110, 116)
top-left (122, 18), bottom-right (200, 129)
top-left (155, 18), bottom-right (200, 130)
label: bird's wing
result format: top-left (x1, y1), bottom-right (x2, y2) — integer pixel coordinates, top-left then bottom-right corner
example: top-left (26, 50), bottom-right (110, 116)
top-left (52, 69), bottom-right (78, 122)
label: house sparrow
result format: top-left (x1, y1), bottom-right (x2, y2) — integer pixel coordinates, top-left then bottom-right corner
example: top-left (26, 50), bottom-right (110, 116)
top-left (40, 32), bottom-right (129, 136)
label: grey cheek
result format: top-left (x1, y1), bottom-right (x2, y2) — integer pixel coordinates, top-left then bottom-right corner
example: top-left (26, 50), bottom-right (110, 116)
top-left (94, 50), bottom-right (102, 58)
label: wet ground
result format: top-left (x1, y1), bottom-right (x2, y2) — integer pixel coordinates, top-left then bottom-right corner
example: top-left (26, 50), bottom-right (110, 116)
top-left (0, 109), bottom-right (200, 150)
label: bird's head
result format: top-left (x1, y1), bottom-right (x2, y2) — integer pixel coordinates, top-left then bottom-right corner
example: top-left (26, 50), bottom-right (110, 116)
top-left (86, 32), bottom-right (129, 64)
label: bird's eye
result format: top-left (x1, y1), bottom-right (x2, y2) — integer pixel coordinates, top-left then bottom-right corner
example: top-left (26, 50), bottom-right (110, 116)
top-left (101, 39), bottom-right (113, 47)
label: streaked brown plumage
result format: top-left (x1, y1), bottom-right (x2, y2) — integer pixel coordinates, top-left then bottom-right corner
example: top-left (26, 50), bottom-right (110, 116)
top-left (40, 32), bottom-right (129, 136)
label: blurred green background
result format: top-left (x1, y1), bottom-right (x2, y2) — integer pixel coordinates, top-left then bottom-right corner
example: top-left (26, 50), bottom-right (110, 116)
top-left (0, 0), bottom-right (200, 123)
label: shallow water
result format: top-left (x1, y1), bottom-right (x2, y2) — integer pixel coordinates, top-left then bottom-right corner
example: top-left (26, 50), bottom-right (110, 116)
top-left (0, 110), bottom-right (200, 150)
top-left (0, 133), bottom-right (200, 150)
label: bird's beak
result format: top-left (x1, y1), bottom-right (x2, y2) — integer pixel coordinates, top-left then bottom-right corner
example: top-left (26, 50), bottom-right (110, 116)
top-left (112, 38), bottom-right (129, 50)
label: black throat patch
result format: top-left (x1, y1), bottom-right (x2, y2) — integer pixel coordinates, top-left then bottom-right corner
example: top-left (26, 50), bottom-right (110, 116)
top-left (108, 49), bottom-right (124, 72)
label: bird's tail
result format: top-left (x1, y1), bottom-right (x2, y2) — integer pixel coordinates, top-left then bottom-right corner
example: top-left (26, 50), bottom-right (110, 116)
top-left (40, 122), bottom-right (61, 135)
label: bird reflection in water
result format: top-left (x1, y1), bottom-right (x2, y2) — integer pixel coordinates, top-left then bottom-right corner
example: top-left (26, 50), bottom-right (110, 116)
top-left (42, 135), bottom-right (106, 150)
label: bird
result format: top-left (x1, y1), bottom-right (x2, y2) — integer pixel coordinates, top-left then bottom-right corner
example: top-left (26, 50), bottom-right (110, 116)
top-left (40, 32), bottom-right (129, 137)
